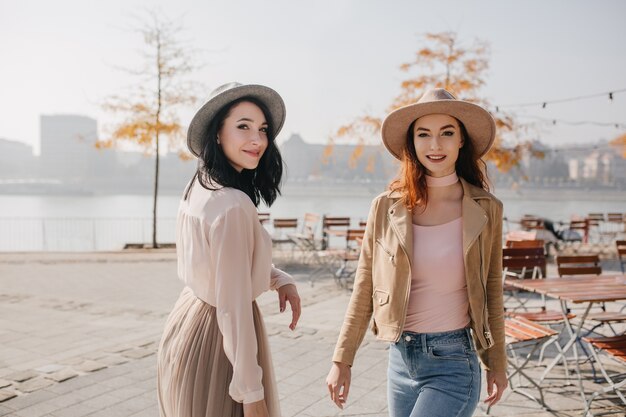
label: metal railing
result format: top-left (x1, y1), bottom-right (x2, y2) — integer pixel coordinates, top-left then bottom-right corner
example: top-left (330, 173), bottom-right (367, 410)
top-left (0, 217), bottom-right (176, 251)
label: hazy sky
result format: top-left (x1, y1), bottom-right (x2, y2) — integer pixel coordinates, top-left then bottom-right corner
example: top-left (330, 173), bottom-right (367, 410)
top-left (1, 0), bottom-right (625, 155)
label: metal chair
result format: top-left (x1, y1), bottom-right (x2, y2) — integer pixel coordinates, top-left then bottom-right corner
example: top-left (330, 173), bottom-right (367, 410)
top-left (582, 334), bottom-right (626, 416)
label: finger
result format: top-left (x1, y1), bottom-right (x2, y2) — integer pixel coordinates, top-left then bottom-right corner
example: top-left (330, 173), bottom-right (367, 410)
top-left (279, 292), bottom-right (286, 313)
top-left (289, 297), bottom-right (301, 330)
top-left (342, 380), bottom-right (350, 403)
top-left (332, 384), bottom-right (344, 409)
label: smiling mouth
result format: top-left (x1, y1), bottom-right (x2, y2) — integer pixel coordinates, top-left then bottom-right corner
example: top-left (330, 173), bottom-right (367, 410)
top-left (243, 150), bottom-right (261, 158)
top-left (426, 155), bottom-right (446, 161)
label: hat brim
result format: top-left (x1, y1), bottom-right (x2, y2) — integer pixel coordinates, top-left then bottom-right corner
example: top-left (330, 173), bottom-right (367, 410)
top-left (187, 84), bottom-right (286, 157)
top-left (381, 100), bottom-right (496, 160)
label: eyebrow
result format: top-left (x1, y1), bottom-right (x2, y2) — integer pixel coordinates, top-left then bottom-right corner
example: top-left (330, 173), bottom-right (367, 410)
top-left (236, 117), bottom-right (268, 125)
top-left (415, 124), bottom-right (456, 132)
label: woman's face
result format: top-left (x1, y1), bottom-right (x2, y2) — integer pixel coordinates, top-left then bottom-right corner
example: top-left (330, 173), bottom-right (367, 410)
top-left (412, 113), bottom-right (464, 177)
top-left (218, 101), bottom-right (269, 172)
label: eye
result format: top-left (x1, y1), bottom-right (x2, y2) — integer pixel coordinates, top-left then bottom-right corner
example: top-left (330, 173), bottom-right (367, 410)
top-left (416, 132), bottom-right (429, 138)
top-left (442, 130), bottom-right (455, 136)
top-left (237, 124), bottom-right (249, 130)
top-left (259, 126), bottom-right (268, 133)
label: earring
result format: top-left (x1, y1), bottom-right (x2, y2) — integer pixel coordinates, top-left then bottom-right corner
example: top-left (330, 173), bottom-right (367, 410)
top-left (216, 137), bottom-right (221, 144)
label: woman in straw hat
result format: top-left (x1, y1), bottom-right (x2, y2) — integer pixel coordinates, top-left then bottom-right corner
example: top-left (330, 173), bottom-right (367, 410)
top-left (157, 82), bottom-right (301, 417)
top-left (326, 89), bottom-right (507, 416)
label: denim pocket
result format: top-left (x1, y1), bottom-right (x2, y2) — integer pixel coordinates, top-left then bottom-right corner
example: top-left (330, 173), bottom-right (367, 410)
top-left (428, 343), bottom-right (469, 361)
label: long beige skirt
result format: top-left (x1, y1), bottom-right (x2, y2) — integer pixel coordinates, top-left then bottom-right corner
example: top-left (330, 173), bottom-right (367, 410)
top-left (157, 287), bottom-right (281, 417)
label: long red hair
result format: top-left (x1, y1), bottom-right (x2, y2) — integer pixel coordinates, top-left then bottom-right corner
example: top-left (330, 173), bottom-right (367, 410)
top-left (389, 118), bottom-right (489, 210)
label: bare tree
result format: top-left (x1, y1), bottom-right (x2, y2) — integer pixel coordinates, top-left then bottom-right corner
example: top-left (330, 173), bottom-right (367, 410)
top-left (100, 11), bottom-right (199, 248)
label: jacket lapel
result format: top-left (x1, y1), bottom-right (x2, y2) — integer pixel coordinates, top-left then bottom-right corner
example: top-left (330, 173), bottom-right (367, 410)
top-left (387, 193), bottom-right (413, 266)
top-left (461, 179), bottom-right (488, 256)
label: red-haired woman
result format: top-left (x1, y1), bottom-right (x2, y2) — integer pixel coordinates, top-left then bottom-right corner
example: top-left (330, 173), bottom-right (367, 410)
top-left (326, 89), bottom-right (507, 417)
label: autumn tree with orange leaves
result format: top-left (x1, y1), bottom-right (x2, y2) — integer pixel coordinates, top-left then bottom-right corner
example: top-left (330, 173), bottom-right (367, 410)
top-left (610, 132), bottom-right (626, 158)
top-left (100, 12), bottom-right (199, 248)
top-left (330, 31), bottom-right (541, 175)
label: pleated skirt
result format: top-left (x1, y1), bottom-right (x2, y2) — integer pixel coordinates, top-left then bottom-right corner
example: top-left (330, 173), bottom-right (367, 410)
top-left (157, 287), bottom-right (281, 417)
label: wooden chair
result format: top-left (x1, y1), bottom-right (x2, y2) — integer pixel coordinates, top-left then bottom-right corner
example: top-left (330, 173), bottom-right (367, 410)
top-left (582, 334), bottom-right (626, 414)
top-left (307, 228), bottom-right (365, 289)
top-left (556, 254), bottom-right (601, 276)
top-left (321, 216), bottom-right (351, 249)
top-left (567, 219), bottom-right (589, 244)
top-left (271, 218), bottom-right (298, 256)
top-left (488, 317), bottom-right (559, 413)
top-left (505, 240), bottom-right (547, 276)
top-left (617, 240), bottom-right (626, 274)
top-left (332, 229), bottom-right (366, 289)
top-left (288, 213), bottom-right (321, 262)
top-left (257, 212), bottom-right (270, 225)
top-left (520, 216), bottom-right (545, 231)
top-left (502, 247), bottom-right (546, 311)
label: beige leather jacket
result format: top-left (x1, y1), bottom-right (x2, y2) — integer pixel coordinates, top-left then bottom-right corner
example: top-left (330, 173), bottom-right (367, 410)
top-left (332, 178), bottom-right (506, 372)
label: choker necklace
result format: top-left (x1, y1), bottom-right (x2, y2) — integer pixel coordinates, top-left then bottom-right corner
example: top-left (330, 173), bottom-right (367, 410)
top-left (426, 172), bottom-right (459, 187)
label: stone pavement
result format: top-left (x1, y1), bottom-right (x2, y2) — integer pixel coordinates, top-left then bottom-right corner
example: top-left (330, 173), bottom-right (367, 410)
top-left (0, 251), bottom-right (624, 416)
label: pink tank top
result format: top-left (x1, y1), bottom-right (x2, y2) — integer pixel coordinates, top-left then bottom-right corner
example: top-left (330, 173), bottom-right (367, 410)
top-left (404, 217), bottom-right (470, 333)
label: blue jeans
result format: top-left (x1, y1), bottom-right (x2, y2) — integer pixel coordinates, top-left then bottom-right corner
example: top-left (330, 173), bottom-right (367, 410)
top-left (388, 327), bottom-right (481, 417)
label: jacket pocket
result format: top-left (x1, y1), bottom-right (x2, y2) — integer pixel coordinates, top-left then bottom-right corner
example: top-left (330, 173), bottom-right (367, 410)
top-left (372, 289), bottom-right (390, 306)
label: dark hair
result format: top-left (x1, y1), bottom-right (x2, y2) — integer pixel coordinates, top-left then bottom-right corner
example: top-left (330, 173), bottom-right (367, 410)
top-left (184, 97), bottom-right (283, 207)
top-left (389, 117), bottom-right (489, 210)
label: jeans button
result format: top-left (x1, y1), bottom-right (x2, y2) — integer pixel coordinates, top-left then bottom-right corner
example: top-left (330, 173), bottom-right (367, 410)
top-left (404, 335), bottom-right (411, 342)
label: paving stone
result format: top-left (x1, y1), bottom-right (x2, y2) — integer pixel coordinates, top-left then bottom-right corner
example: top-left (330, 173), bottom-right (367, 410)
top-left (73, 361), bottom-right (106, 373)
top-left (97, 355), bottom-right (129, 366)
top-left (13, 401), bottom-right (59, 417)
top-left (120, 348), bottom-right (154, 359)
top-left (6, 370), bottom-right (38, 383)
top-left (45, 369), bottom-right (78, 383)
top-left (49, 403), bottom-right (97, 417)
top-left (33, 365), bottom-right (64, 374)
top-left (17, 378), bottom-right (55, 394)
top-left (0, 390), bottom-right (17, 403)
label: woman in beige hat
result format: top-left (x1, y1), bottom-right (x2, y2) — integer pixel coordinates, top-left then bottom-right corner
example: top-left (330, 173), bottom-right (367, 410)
top-left (326, 89), bottom-right (507, 416)
top-left (157, 82), bottom-right (301, 417)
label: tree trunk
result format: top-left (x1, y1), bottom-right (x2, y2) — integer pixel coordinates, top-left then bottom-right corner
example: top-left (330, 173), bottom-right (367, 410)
top-left (152, 135), bottom-right (159, 248)
top-left (152, 33), bottom-right (163, 249)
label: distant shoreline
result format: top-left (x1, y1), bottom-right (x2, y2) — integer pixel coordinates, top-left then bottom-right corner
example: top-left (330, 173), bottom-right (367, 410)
top-left (0, 183), bottom-right (624, 201)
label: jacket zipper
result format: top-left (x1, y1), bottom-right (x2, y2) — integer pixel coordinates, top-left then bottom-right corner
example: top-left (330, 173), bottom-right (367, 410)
top-left (375, 239), bottom-right (395, 264)
top-left (387, 207), bottom-right (411, 342)
top-left (478, 233), bottom-right (494, 348)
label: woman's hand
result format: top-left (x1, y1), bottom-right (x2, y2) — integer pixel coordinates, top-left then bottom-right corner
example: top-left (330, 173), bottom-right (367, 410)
top-left (326, 362), bottom-right (351, 409)
top-left (277, 283), bottom-right (301, 330)
top-left (484, 368), bottom-right (508, 407)
top-left (243, 399), bottom-right (269, 417)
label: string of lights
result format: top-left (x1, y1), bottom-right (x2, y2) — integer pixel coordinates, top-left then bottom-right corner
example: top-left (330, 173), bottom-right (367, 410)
top-left (493, 87), bottom-right (626, 111)
top-left (517, 115), bottom-right (626, 129)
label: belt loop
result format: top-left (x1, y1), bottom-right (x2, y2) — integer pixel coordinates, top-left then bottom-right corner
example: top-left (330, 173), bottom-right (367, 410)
top-left (421, 333), bottom-right (427, 353)
top-left (465, 328), bottom-right (475, 351)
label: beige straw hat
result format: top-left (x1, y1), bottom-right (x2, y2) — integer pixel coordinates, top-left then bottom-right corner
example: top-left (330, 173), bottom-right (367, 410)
top-left (187, 82), bottom-right (286, 157)
top-left (381, 88), bottom-right (496, 160)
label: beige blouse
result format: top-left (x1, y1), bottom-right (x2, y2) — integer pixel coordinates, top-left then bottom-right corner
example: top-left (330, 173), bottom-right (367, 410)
top-left (176, 181), bottom-right (295, 404)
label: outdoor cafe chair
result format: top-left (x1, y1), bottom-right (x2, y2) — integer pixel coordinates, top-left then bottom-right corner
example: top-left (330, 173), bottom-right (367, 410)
top-left (307, 227), bottom-right (365, 289)
top-left (487, 316), bottom-right (559, 414)
top-left (582, 334), bottom-right (626, 416)
top-left (320, 215), bottom-right (351, 250)
top-left (270, 218), bottom-right (298, 258)
top-left (502, 247), bottom-right (546, 311)
top-left (617, 240), bottom-right (626, 274)
top-left (562, 250), bottom-right (626, 337)
top-left (257, 212), bottom-right (270, 225)
top-left (287, 212), bottom-right (321, 263)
